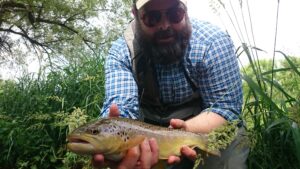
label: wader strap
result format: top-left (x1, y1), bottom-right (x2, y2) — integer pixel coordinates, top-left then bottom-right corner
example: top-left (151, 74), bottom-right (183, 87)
top-left (124, 20), bottom-right (161, 105)
top-left (124, 20), bottom-right (137, 78)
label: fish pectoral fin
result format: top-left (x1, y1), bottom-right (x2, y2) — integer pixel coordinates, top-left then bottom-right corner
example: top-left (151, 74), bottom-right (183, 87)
top-left (205, 148), bottom-right (221, 156)
top-left (152, 160), bottom-right (167, 169)
top-left (105, 152), bottom-right (126, 161)
top-left (120, 135), bottom-right (146, 151)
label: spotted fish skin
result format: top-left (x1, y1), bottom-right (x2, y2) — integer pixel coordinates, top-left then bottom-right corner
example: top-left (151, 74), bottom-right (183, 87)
top-left (67, 117), bottom-right (219, 160)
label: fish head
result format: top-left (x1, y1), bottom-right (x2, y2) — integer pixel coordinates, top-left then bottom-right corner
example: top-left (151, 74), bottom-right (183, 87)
top-left (67, 118), bottom-right (145, 160)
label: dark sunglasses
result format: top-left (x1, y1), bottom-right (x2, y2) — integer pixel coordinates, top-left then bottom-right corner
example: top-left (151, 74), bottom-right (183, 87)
top-left (141, 4), bottom-right (186, 27)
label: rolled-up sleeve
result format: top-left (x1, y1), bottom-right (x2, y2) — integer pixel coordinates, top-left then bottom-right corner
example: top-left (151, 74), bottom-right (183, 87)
top-left (198, 34), bottom-right (243, 121)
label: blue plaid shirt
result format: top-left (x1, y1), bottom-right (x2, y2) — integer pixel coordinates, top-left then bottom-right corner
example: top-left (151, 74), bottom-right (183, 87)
top-left (100, 18), bottom-right (243, 121)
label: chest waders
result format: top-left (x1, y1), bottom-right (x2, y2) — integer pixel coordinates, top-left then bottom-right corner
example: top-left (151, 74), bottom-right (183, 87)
top-left (124, 20), bottom-right (202, 127)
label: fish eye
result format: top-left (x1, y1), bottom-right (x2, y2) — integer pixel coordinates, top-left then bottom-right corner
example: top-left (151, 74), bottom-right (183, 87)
top-left (88, 128), bottom-right (99, 134)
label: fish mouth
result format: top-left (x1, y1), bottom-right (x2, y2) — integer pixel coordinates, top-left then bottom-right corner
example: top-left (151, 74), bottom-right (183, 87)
top-left (67, 134), bottom-right (96, 155)
top-left (68, 136), bottom-right (90, 144)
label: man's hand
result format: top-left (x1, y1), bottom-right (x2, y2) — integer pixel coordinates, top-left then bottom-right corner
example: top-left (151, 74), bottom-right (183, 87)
top-left (167, 119), bottom-right (197, 164)
top-left (92, 104), bottom-right (159, 169)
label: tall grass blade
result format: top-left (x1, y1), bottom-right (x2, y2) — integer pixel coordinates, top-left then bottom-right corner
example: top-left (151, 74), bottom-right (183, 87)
top-left (241, 44), bottom-right (263, 88)
top-left (265, 118), bottom-right (289, 132)
top-left (261, 77), bottom-right (295, 103)
top-left (276, 51), bottom-right (300, 76)
top-left (242, 74), bottom-right (284, 114)
top-left (269, 0), bottom-right (280, 111)
top-left (261, 67), bottom-right (297, 75)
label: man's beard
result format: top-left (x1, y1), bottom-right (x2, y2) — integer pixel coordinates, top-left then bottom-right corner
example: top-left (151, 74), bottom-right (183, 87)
top-left (135, 18), bottom-right (192, 65)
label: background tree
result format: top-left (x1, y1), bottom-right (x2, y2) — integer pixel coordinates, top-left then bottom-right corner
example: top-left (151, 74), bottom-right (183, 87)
top-left (0, 0), bottom-right (132, 78)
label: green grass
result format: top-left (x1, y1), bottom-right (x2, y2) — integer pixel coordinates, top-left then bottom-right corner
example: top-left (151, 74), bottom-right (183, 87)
top-left (0, 56), bottom-right (105, 169)
top-left (241, 56), bottom-right (300, 169)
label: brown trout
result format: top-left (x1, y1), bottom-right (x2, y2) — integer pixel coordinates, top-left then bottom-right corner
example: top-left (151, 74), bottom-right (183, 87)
top-left (67, 117), bottom-right (220, 161)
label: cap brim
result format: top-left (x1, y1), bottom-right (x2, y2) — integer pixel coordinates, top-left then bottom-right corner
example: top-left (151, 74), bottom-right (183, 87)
top-left (135, 0), bottom-right (187, 10)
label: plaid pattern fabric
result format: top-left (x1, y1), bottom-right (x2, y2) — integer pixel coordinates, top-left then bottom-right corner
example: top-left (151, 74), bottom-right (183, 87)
top-left (100, 18), bottom-right (243, 121)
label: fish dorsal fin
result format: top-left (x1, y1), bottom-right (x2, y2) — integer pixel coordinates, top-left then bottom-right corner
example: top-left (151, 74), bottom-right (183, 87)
top-left (119, 135), bottom-right (146, 152)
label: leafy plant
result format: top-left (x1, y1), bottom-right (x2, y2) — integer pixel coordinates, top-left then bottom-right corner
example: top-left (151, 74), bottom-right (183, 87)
top-left (0, 56), bottom-right (105, 168)
top-left (209, 0), bottom-right (300, 168)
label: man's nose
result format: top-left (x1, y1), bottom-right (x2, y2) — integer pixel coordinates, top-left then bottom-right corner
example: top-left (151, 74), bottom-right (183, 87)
top-left (158, 14), bottom-right (171, 30)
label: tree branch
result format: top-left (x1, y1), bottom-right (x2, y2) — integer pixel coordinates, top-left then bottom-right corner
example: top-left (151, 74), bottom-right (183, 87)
top-left (36, 18), bottom-right (78, 34)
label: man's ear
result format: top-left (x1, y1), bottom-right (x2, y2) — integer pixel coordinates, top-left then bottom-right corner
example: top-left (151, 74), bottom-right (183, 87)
top-left (131, 7), bottom-right (138, 17)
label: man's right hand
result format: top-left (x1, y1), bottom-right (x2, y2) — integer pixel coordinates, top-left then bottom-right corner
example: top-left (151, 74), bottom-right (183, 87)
top-left (166, 119), bottom-right (198, 165)
top-left (91, 104), bottom-right (159, 169)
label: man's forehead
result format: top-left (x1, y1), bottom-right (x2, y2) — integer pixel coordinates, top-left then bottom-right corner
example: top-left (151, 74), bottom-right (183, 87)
top-left (135, 0), bottom-right (187, 10)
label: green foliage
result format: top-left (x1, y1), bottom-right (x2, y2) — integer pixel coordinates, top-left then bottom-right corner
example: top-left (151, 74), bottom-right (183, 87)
top-left (0, 111), bottom-right (67, 168)
top-left (241, 54), bottom-right (300, 169)
top-left (208, 0), bottom-right (300, 168)
top-left (208, 121), bottom-right (239, 151)
top-left (0, 56), bottom-right (105, 168)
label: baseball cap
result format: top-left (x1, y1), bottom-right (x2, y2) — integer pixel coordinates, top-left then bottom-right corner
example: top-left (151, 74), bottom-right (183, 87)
top-left (134, 0), bottom-right (187, 10)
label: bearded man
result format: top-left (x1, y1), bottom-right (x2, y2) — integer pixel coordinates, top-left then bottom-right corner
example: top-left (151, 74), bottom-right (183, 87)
top-left (92, 0), bottom-right (249, 168)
